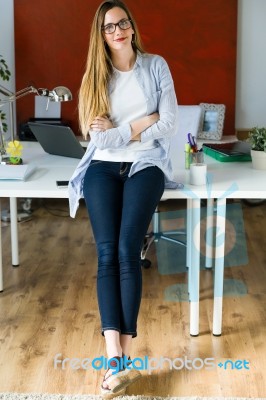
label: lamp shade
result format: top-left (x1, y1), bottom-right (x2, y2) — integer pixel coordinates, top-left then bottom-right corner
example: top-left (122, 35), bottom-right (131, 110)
top-left (50, 86), bottom-right (72, 102)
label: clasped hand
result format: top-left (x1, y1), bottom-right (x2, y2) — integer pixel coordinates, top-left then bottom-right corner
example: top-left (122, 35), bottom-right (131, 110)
top-left (90, 116), bottom-right (113, 132)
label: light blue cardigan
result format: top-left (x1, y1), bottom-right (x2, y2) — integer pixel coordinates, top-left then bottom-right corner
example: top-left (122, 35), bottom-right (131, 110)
top-left (68, 52), bottom-right (179, 218)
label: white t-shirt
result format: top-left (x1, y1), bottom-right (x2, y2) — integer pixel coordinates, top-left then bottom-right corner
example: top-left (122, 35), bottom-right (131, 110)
top-left (93, 68), bottom-right (156, 162)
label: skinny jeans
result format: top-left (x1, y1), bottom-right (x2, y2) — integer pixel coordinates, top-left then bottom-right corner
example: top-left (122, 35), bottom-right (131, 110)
top-left (83, 160), bottom-right (165, 337)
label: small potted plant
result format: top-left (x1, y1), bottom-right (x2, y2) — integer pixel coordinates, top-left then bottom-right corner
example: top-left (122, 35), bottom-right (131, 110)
top-left (6, 140), bottom-right (23, 164)
top-left (248, 127), bottom-right (266, 170)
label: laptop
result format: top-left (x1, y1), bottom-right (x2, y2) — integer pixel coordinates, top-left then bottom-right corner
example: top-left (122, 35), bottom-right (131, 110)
top-left (28, 122), bottom-right (86, 159)
top-left (203, 141), bottom-right (252, 157)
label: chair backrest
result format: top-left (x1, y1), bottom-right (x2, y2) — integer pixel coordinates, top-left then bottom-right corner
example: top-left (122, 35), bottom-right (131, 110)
top-left (169, 105), bottom-right (202, 170)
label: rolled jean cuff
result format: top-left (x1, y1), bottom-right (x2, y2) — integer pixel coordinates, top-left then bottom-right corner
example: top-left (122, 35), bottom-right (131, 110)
top-left (121, 331), bottom-right (137, 338)
top-left (101, 327), bottom-right (121, 337)
top-left (101, 328), bottom-right (137, 338)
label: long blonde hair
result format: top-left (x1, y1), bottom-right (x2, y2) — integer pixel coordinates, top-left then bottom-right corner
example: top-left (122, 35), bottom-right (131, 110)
top-left (79, 0), bottom-right (145, 137)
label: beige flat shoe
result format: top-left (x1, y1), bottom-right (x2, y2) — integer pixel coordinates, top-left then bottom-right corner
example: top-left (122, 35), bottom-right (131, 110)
top-left (111, 355), bottom-right (142, 392)
top-left (101, 355), bottom-right (141, 397)
top-left (101, 385), bottom-right (126, 399)
top-left (101, 356), bottom-right (125, 398)
top-left (110, 367), bottom-right (141, 391)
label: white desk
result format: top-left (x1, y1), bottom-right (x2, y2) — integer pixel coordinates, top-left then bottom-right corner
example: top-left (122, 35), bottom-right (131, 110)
top-left (1, 142), bottom-right (266, 337)
top-left (0, 141), bottom-right (79, 287)
top-left (169, 146), bottom-right (266, 335)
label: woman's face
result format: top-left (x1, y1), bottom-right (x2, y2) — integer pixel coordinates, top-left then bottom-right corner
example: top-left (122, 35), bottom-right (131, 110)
top-left (102, 7), bottom-right (134, 53)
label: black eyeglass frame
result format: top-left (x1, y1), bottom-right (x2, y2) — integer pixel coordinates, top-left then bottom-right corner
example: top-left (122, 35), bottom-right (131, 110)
top-left (101, 18), bottom-right (132, 34)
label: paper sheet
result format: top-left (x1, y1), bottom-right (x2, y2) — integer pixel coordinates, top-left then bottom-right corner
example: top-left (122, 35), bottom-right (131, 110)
top-left (35, 96), bottom-right (61, 118)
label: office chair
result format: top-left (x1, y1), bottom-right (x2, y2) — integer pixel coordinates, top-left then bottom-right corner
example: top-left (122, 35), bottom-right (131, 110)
top-left (141, 105), bottom-right (202, 268)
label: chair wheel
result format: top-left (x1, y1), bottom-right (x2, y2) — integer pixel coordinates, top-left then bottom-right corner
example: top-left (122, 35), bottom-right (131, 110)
top-left (141, 258), bottom-right (152, 269)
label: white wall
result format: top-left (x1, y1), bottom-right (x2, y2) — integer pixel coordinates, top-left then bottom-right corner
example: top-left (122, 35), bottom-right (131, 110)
top-left (236, 0), bottom-right (266, 129)
top-left (0, 0), bottom-right (15, 139)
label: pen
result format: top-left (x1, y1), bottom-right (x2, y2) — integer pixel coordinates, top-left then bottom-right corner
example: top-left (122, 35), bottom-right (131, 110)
top-left (185, 143), bottom-right (191, 153)
top-left (185, 142), bottom-right (191, 169)
top-left (187, 133), bottom-right (198, 152)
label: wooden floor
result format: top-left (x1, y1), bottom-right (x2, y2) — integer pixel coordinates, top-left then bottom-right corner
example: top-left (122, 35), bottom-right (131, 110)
top-left (0, 198), bottom-right (265, 397)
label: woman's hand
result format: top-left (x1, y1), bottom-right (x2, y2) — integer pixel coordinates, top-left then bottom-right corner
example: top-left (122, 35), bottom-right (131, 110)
top-left (90, 116), bottom-right (113, 132)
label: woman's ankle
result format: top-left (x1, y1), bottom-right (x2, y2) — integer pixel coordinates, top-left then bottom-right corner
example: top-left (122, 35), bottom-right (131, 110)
top-left (120, 334), bottom-right (132, 358)
top-left (104, 330), bottom-right (123, 359)
top-left (106, 349), bottom-right (123, 359)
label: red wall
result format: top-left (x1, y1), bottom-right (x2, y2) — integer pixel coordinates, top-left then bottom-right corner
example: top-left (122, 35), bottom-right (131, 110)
top-left (14, 0), bottom-right (237, 136)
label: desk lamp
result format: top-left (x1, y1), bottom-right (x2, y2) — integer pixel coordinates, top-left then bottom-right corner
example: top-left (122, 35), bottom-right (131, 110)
top-left (0, 84), bottom-right (72, 221)
top-left (0, 84), bottom-right (72, 145)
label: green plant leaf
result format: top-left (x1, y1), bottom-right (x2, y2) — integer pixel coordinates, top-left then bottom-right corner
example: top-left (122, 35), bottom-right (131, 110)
top-left (0, 54), bottom-right (11, 81)
top-left (248, 127), bottom-right (266, 151)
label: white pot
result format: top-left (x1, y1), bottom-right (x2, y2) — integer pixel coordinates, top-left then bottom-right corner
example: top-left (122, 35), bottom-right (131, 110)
top-left (251, 149), bottom-right (266, 170)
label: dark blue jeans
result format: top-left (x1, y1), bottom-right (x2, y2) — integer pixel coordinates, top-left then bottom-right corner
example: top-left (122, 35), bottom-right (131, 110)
top-left (83, 160), bottom-right (164, 338)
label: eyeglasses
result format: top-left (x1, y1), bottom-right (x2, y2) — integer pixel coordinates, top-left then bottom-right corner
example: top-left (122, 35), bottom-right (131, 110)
top-left (102, 18), bottom-right (132, 34)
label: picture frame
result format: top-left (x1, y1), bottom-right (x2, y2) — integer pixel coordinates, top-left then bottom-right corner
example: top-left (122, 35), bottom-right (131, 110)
top-left (197, 103), bottom-right (226, 140)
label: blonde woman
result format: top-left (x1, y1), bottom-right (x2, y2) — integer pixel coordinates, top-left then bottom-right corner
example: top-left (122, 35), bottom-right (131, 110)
top-left (69, 0), bottom-right (178, 396)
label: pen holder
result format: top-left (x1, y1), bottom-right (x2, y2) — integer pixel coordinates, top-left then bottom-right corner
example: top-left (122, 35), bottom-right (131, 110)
top-left (190, 151), bottom-right (204, 165)
top-left (185, 150), bottom-right (204, 169)
top-left (190, 162), bottom-right (207, 186)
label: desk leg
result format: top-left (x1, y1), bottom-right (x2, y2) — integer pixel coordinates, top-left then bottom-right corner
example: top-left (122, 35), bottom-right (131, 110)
top-left (213, 197), bottom-right (226, 336)
top-left (0, 200), bottom-right (3, 292)
top-left (186, 199), bottom-right (192, 297)
top-left (205, 198), bottom-right (214, 268)
top-left (10, 197), bottom-right (19, 267)
top-left (190, 198), bottom-right (201, 336)
top-left (153, 207), bottom-right (159, 240)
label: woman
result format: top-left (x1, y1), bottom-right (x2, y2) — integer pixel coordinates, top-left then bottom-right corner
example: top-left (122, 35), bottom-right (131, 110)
top-left (69, 0), bottom-right (178, 396)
